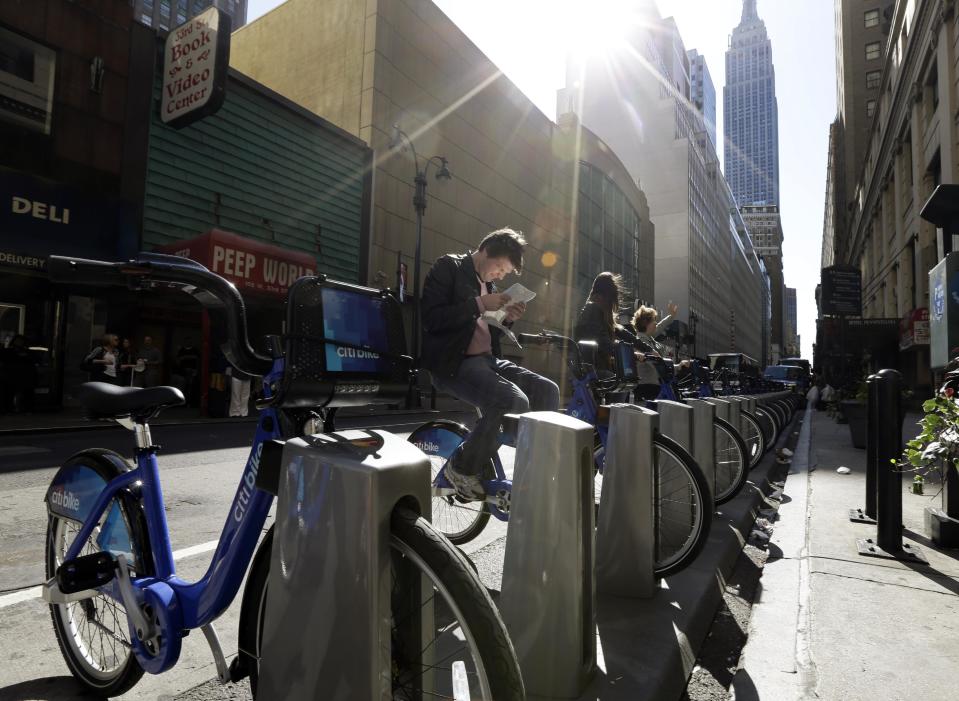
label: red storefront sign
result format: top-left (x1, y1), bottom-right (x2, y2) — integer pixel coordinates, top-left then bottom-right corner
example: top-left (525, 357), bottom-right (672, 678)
top-left (155, 228), bottom-right (316, 296)
top-left (900, 307), bottom-right (930, 350)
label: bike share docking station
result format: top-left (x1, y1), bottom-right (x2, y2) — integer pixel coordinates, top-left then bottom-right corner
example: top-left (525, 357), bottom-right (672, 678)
top-left (256, 430), bottom-right (433, 699)
top-left (595, 404), bottom-right (658, 598)
top-left (651, 400), bottom-right (716, 502)
top-left (499, 411), bottom-right (597, 699)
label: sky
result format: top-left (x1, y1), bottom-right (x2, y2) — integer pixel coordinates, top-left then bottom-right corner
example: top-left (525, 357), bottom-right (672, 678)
top-left (246, 0), bottom-right (836, 359)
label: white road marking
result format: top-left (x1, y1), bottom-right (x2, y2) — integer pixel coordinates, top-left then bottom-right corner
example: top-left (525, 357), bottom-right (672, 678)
top-left (0, 538), bottom-right (220, 610)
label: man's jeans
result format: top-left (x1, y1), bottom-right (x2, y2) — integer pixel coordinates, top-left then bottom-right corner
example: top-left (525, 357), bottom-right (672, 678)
top-left (433, 355), bottom-right (560, 476)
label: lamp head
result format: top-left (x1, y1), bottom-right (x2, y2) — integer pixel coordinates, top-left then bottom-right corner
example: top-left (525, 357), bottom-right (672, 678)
top-left (435, 157), bottom-right (452, 181)
top-left (389, 124), bottom-right (402, 150)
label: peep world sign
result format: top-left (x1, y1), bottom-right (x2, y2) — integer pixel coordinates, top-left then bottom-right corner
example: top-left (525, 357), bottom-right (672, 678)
top-left (161, 7), bottom-right (231, 129)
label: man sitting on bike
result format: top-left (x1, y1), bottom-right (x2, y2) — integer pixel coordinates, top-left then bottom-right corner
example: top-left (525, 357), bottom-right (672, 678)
top-left (421, 228), bottom-right (560, 500)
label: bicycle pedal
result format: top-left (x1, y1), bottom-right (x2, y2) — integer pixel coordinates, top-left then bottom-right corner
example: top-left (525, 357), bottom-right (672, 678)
top-left (56, 551), bottom-right (118, 594)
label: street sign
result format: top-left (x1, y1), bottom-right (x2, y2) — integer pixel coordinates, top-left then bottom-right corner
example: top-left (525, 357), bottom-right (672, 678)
top-left (161, 7), bottom-right (231, 129)
top-left (929, 252), bottom-right (959, 369)
top-left (821, 265), bottom-right (862, 316)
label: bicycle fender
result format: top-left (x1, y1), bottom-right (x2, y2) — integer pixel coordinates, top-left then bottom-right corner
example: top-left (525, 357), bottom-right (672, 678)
top-left (44, 449), bottom-right (134, 523)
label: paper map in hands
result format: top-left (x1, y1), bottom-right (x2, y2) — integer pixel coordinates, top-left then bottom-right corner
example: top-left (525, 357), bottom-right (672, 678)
top-left (482, 283), bottom-right (536, 347)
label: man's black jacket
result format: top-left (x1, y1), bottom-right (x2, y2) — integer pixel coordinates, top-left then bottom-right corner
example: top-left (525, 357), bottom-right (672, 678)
top-left (420, 253), bottom-right (506, 379)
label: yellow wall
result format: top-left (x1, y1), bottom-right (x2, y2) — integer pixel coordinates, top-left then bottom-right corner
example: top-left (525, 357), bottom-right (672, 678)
top-left (231, 0), bottom-right (654, 377)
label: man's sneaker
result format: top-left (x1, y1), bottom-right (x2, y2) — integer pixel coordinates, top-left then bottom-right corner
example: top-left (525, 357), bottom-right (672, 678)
top-left (444, 449), bottom-right (486, 502)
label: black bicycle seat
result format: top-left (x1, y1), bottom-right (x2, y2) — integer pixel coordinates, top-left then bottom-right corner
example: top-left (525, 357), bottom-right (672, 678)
top-left (78, 382), bottom-right (185, 421)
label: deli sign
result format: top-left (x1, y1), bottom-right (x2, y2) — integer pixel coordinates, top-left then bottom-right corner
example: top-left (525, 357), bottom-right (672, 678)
top-left (161, 7), bottom-right (231, 129)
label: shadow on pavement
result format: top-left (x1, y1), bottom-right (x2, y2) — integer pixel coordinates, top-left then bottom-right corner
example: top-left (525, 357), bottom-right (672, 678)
top-left (730, 667), bottom-right (760, 701)
top-left (0, 676), bottom-right (97, 700)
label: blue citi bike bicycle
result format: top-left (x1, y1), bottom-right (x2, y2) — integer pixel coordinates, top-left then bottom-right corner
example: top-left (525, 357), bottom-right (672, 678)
top-left (408, 332), bottom-right (713, 578)
top-left (41, 254), bottom-right (524, 700)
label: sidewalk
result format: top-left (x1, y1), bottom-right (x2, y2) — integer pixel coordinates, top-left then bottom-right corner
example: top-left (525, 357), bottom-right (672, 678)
top-left (734, 407), bottom-right (959, 700)
top-left (0, 395), bottom-right (475, 435)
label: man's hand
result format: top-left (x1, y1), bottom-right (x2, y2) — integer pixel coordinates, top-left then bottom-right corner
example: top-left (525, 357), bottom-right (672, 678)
top-left (635, 351), bottom-right (646, 362)
top-left (504, 301), bottom-right (526, 322)
top-left (666, 301), bottom-right (679, 317)
top-left (480, 293), bottom-right (511, 311)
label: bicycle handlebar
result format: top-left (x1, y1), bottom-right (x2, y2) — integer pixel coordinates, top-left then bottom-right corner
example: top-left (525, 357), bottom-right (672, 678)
top-left (49, 253), bottom-right (273, 377)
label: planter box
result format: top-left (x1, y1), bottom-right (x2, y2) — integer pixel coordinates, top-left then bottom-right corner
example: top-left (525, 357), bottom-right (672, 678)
top-left (840, 400), bottom-right (867, 449)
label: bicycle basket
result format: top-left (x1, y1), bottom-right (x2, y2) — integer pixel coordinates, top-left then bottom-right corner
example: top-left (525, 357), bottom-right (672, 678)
top-left (275, 276), bottom-right (411, 408)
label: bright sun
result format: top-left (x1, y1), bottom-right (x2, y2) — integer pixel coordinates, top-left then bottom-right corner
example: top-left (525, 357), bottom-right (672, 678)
top-left (562, 0), bottom-right (648, 58)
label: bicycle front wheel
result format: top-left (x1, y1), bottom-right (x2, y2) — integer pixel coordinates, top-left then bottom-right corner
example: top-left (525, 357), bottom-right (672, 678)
top-left (713, 417), bottom-right (749, 504)
top-left (408, 421), bottom-right (492, 545)
top-left (46, 452), bottom-right (151, 697)
top-left (653, 434), bottom-right (712, 578)
top-left (239, 508), bottom-right (524, 700)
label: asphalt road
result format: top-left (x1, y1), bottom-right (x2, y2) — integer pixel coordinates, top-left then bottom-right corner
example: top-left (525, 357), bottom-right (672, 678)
top-left (0, 414), bottom-right (510, 701)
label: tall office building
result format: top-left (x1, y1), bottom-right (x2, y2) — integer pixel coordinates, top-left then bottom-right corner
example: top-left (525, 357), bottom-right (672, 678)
top-left (784, 286), bottom-right (798, 356)
top-left (822, 0), bottom-right (894, 266)
top-left (725, 0), bottom-right (786, 358)
top-left (724, 0), bottom-right (779, 207)
top-left (132, 0), bottom-right (247, 31)
top-left (688, 49), bottom-right (717, 152)
top-left (558, 4), bottom-right (768, 360)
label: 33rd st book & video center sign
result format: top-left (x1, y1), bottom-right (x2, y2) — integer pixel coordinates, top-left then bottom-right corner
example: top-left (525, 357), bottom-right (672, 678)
top-left (161, 6), bottom-right (231, 129)
top-left (821, 264), bottom-right (862, 316)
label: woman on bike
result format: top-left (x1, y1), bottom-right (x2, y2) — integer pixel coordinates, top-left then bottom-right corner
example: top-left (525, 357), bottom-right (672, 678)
top-left (632, 303), bottom-right (685, 400)
top-left (573, 272), bottom-right (625, 374)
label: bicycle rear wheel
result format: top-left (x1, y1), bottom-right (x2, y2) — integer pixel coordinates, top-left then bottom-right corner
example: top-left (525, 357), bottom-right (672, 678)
top-left (408, 421), bottom-right (492, 545)
top-left (713, 418), bottom-right (749, 504)
top-left (739, 411), bottom-right (766, 469)
top-left (239, 508), bottom-right (525, 700)
top-left (653, 434), bottom-right (712, 578)
top-left (45, 451), bottom-right (151, 697)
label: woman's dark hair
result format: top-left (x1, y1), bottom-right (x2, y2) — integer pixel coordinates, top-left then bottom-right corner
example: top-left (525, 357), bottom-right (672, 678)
top-left (478, 227), bottom-right (526, 273)
top-left (587, 272), bottom-right (624, 334)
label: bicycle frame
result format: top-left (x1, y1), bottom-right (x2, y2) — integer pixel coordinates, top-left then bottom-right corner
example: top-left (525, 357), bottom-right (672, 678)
top-left (61, 362), bottom-right (285, 673)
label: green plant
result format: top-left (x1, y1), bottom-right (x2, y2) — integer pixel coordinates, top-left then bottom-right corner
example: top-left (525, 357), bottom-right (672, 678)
top-left (898, 390), bottom-right (959, 482)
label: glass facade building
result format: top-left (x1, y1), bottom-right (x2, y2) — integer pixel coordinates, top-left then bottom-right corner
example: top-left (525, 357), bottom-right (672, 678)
top-left (132, 0), bottom-right (247, 30)
top-left (724, 0), bottom-right (780, 207)
top-left (575, 161), bottom-right (652, 308)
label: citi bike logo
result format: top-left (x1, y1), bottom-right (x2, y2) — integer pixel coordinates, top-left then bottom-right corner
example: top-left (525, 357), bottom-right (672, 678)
top-left (51, 488), bottom-right (81, 512)
top-left (415, 441), bottom-right (440, 454)
top-left (234, 443), bottom-right (263, 523)
top-left (336, 347), bottom-right (380, 359)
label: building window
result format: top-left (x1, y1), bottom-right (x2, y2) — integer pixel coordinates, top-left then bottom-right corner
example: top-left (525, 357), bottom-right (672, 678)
top-left (865, 42), bottom-right (881, 61)
top-left (866, 99), bottom-right (877, 117)
top-left (864, 9), bottom-right (880, 28)
top-left (866, 70), bottom-right (881, 89)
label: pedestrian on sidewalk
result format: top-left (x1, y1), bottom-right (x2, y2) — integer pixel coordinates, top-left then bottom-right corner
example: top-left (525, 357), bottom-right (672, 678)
top-left (137, 335), bottom-right (162, 387)
top-left (227, 366), bottom-right (253, 417)
top-left (1, 335), bottom-right (37, 413)
top-left (82, 334), bottom-right (119, 384)
top-left (118, 337), bottom-right (136, 386)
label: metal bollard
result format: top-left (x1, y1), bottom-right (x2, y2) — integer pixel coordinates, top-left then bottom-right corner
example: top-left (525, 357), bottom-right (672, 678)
top-left (257, 430), bottom-right (432, 699)
top-left (684, 399), bottom-right (717, 496)
top-left (850, 375), bottom-right (879, 524)
top-left (596, 404), bottom-right (657, 598)
top-left (704, 396), bottom-right (732, 424)
top-left (499, 411), bottom-right (596, 698)
top-left (856, 370), bottom-right (927, 563)
top-left (720, 395), bottom-right (742, 432)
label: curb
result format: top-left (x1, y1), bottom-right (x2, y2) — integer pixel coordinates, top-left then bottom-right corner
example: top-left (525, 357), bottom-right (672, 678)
top-left (0, 407), bottom-right (472, 437)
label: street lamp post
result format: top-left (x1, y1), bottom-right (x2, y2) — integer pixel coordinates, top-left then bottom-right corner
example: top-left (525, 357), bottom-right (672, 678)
top-left (390, 125), bottom-right (452, 404)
